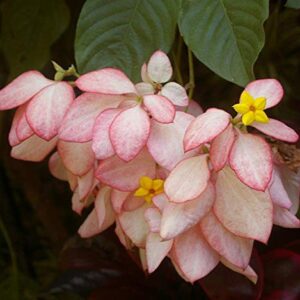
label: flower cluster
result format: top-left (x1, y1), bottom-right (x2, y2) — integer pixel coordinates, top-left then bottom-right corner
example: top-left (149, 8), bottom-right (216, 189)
top-left (0, 51), bottom-right (299, 284)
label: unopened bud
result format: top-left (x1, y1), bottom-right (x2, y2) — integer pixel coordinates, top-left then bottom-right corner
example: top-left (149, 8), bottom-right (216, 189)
top-left (51, 61), bottom-right (65, 73)
top-left (54, 71), bottom-right (65, 81)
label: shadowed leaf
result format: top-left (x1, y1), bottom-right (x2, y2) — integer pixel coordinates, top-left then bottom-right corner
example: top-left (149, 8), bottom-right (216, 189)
top-left (75, 0), bottom-right (180, 81)
top-left (179, 0), bottom-right (268, 86)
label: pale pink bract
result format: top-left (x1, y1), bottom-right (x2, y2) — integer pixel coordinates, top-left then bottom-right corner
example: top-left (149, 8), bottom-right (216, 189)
top-left (0, 51), bottom-right (299, 286)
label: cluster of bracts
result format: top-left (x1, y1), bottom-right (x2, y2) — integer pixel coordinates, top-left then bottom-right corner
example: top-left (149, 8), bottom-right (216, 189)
top-left (0, 51), bottom-right (299, 283)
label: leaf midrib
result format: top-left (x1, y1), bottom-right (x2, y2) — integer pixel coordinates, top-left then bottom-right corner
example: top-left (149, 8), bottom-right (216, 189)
top-left (219, 0), bottom-right (250, 79)
top-left (78, 0), bottom-right (143, 75)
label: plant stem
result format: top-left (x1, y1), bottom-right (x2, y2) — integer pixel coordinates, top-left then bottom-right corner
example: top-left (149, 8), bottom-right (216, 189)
top-left (171, 51), bottom-right (183, 85)
top-left (171, 31), bottom-right (184, 85)
top-left (176, 34), bottom-right (183, 70)
top-left (188, 48), bottom-right (195, 100)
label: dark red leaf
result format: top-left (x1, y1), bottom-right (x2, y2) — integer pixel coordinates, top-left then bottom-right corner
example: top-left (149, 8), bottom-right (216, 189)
top-left (261, 248), bottom-right (300, 299)
top-left (51, 230), bottom-right (208, 299)
top-left (199, 249), bottom-right (263, 300)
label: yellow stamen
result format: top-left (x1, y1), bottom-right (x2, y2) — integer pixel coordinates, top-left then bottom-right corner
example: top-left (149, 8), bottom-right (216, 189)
top-left (233, 90), bottom-right (269, 126)
top-left (134, 176), bottom-right (164, 203)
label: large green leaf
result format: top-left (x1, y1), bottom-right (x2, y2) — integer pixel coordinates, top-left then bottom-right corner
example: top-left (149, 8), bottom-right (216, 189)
top-left (285, 0), bottom-right (300, 9)
top-left (179, 0), bottom-right (269, 87)
top-left (0, 0), bottom-right (70, 79)
top-left (75, 0), bottom-right (181, 82)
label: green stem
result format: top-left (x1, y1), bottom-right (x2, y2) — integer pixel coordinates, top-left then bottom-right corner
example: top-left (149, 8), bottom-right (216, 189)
top-left (176, 34), bottom-right (183, 69)
top-left (171, 51), bottom-right (183, 85)
top-left (171, 30), bottom-right (184, 85)
top-left (0, 217), bottom-right (19, 299)
top-left (231, 114), bottom-right (241, 125)
top-left (67, 81), bottom-right (76, 87)
top-left (188, 48), bottom-right (195, 100)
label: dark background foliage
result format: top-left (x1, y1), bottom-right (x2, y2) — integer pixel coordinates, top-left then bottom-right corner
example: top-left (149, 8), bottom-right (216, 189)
top-left (0, 0), bottom-right (299, 299)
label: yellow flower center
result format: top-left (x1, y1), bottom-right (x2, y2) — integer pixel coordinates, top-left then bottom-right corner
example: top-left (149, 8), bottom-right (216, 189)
top-left (134, 176), bottom-right (164, 203)
top-left (232, 90), bottom-right (269, 126)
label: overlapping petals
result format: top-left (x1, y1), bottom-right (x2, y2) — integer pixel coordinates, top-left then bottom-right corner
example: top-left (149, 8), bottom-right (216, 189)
top-left (0, 71), bottom-right (53, 110)
top-left (0, 70), bottom-right (75, 161)
top-left (73, 51), bottom-right (189, 161)
top-left (1, 52), bottom-right (299, 286)
top-left (184, 108), bottom-right (231, 151)
top-left (147, 111), bottom-right (199, 171)
top-left (214, 167), bottom-right (273, 243)
top-left (229, 131), bottom-right (273, 191)
top-left (164, 155), bottom-right (210, 203)
top-left (59, 93), bottom-right (124, 142)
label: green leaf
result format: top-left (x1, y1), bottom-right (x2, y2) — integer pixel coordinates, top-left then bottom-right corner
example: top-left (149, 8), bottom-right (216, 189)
top-left (285, 0), bottom-right (300, 9)
top-left (0, 0), bottom-right (70, 79)
top-left (75, 0), bottom-right (181, 82)
top-left (179, 0), bottom-right (269, 87)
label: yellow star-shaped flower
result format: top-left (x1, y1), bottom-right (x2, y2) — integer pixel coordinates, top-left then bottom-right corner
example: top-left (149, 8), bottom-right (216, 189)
top-left (233, 90), bottom-right (269, 126)
top-left (134, 176), bottom-right (164, 203)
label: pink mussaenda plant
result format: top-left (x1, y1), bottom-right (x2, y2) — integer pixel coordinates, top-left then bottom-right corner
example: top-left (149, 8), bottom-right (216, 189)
top-left (72, 50), bottom-right (189, 162)
top-left (0, 67), bottom-right (75, 161)
top-left (0, 50), bottom-right (299, 285)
